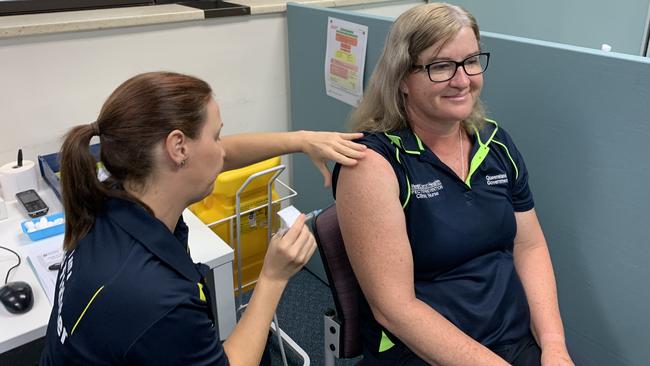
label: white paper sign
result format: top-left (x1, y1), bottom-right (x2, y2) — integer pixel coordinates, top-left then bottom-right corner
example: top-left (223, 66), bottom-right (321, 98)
top-left (324, 17), bottom-right (369, 107)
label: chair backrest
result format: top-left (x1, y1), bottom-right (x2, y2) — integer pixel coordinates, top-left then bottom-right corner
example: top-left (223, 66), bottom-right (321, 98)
top-left (312, 204), bottom-right (362, 358)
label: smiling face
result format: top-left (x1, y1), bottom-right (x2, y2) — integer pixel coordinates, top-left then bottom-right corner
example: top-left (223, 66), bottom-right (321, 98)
top-left (185, 97), bottom-right (226, 202)
top-left (400, 26), bottom-right (483, 130)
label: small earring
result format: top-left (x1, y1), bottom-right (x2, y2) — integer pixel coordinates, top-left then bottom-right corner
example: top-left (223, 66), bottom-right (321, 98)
top-left (179, 159), bottom-right (186, 168)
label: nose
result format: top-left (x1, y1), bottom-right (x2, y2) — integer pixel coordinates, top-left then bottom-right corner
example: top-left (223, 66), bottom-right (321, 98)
top-left (449, 65), bottom-right (470, 87)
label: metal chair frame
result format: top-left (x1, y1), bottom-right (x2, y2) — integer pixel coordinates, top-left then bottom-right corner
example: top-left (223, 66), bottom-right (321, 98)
top-left (204, 164), bottom-right (310, 366)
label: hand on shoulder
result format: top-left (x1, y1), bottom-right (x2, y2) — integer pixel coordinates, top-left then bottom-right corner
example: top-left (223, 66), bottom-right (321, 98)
top-left (299, 131), bottom-right (367, 187)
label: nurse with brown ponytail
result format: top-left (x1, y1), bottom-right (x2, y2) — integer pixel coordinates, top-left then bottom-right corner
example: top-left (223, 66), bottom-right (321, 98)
top-left (39, 71), bottom-right (366, 366)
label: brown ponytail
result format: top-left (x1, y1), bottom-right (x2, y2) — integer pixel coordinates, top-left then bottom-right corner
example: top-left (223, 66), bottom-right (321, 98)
top-left (60, 124), bottom-right (108, 250)
top-left (60, 71), bottom-right (212, 251)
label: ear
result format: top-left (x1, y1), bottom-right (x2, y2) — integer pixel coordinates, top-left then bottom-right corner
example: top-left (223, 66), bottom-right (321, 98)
top-left (164, 129), bottom-right (189, 167)
top-left (399, 80), bottom-right (409, 95)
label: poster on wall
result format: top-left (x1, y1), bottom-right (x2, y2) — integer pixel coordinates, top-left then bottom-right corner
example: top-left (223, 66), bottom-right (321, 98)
top-left (324, 17), bottom-right (368, 107)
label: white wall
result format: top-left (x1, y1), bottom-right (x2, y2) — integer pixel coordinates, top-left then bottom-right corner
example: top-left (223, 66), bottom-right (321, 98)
top-left (0, 14), bottom-right (289, 167)
top-left (343, 0), bottom-right (422, 17)
top-left (0, 1), bottom-right (419, 185)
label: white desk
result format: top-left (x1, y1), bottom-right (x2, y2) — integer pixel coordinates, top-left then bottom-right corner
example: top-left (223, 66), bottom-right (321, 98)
top-left (183, 204), bottom-right (237, 340)
top-left (0, 184), bottom-right (236, 355)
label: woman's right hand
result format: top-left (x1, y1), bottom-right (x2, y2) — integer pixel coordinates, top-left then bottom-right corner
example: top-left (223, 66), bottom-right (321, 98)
top-left (224, 214), bottom-right (317, 365)
top-left (261, 214), bottom-right (317, 284)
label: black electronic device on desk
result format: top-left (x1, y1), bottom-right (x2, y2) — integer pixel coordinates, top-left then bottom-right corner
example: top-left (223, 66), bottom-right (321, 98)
top-left (0, 246), bottom-right (33, 315)
top-left (0, 281), bottom-right (33, 315)
top-left (15, 189), bottom-right (49, 218)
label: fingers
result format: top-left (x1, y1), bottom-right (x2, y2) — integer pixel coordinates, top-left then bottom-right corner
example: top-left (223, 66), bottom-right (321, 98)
top-left (339, 135), bottom-right (367, 151)
top-left (290, 226), bottom-right (317, 265)
top-left (342, 138), bottom-right (367, 151)
top-left (321, 141), bottom-right (364, 165)
top-left (337, 141), bottom-right (367, 160)
top-left (331, 135), bottom-right (366, 165)
top-left (294, 224), bottom-right (312, 249)
top-left (326, 151), bottom-right (360, 168)
top-left (272, 228), bottom-right (288, 242)
top-left (304, 132), bottom-right (367, 181)
top-left (316, 161), bottom-right (333, 187)
top-left (263, 216), bottom-right (318, 282)
top-left (337, 132), bottom-right (364, 141)
top-left (282, 214), bottom-right (306, 242)
top-left (296, 234), bottom-right (317, 264)
top-left (282, 215), bottom-right (311, 252)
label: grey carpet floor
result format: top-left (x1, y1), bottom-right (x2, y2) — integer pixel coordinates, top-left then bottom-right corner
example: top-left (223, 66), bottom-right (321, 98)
top-left (242, 269), bottom-right (361, 366)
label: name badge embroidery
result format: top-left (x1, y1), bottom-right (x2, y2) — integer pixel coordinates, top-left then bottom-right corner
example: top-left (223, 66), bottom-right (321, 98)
top-left (412, 180), bottom-right (443, 199)
top-left (486, 173), bottom-right (508, 186)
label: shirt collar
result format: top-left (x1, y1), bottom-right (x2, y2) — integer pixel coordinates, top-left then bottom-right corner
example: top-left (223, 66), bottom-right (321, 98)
top-left (385, 119), bottom-right (500, 155)
top-left (383, 128), bottom-right (425, 155)
top-left (104, 198), bottom-right (200, 283)
top-left (473, 119), bottom-right (499, 148)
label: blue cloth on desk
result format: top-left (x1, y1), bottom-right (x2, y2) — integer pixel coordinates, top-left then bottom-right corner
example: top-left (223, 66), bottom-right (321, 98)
top-left (40, 197), bottom-right (228, 365)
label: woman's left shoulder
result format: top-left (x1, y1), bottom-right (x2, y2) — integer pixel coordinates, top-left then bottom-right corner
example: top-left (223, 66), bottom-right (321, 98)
top-left (481, 118), bottom-right (519, 147)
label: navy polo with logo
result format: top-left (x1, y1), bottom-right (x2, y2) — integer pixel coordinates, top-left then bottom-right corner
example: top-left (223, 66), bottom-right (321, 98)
top-left (40, 197), bottom-right (228, 366)
top-left (333, 119), bottom-right (534, 361)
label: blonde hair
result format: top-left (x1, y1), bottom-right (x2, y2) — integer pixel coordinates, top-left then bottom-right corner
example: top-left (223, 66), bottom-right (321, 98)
top-left (350, 2), bottom-right (486, 133)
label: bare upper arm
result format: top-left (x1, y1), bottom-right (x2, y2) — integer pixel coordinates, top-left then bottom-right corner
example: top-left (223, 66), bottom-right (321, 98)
top-left (513, 208), bottom-right (546, 251)
top-left (335, 149), bottom-right (416, 324)
top-left (337, 151), bottom-right (514, 366)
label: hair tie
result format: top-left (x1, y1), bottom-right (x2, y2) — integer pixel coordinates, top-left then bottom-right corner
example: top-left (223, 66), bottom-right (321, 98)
top-left (90, 121), bottom-right (101, 136)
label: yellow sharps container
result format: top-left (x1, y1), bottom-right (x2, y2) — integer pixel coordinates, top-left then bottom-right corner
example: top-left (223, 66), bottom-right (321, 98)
top-left (190, 157), bottom-right (281, 295)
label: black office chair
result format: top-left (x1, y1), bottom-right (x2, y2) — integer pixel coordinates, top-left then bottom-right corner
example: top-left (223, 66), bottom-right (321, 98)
top-left (312, 204), bottom-right (363, 366)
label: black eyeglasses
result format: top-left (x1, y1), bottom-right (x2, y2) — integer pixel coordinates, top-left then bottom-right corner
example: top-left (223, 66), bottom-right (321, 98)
top-left (412, 52), bottom-right (490, 82)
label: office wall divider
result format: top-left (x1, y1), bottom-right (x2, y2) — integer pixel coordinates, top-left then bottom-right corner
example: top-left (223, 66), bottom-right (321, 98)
top-left (288, 4), bottom-right (650, 365)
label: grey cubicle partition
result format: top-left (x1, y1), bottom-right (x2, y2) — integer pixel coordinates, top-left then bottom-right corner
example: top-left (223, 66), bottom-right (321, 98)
top-left (288, 4), bottom-right (392, 212)
top-left (287, 4), bottom-right (393, 283)
top-left (445, 0), bottom-right (650, 56)
top-left (288, 4), bottom-right (650, 365)
top-left (480, 35), bottom-right (650, 366)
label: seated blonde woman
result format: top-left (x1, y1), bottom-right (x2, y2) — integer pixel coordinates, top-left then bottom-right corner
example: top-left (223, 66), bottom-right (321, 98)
top-left (334, 3), bottom-right (573, 365)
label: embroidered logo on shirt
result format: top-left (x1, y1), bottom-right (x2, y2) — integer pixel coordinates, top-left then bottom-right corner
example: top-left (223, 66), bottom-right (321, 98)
top-left (486, 173), bottom-right (508, 186)
top-left (412, 180), bottom-right (443, 199)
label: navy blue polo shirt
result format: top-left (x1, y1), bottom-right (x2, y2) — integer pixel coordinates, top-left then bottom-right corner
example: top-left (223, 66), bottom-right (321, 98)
top-left (40, 197), bottom-right (228, 366)
top-left (333, 119), bottom-right (534, 360)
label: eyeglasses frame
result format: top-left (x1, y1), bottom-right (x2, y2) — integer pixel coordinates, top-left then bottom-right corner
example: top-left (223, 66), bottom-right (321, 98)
top-left (412, 52), bottom-right (491, 83)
